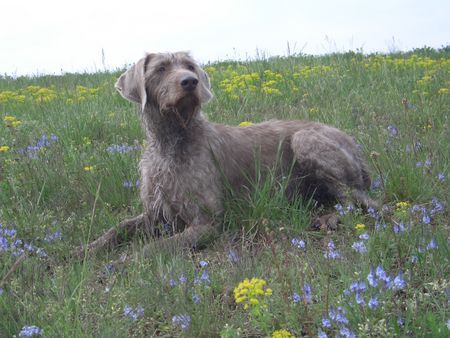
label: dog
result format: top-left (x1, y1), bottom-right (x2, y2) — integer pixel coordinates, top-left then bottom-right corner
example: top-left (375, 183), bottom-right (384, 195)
top-left (75, 52), bottom-right (375, 257)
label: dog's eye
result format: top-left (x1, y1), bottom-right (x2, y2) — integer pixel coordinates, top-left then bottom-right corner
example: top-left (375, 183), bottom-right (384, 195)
top-left (158, 66), bottom-right (166, 72)
top-left (187, 64), bottom-right (195, 71)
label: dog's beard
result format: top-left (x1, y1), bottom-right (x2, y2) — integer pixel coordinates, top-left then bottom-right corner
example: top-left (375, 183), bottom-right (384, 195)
top-left (171, 94), bottom-right (200, 129)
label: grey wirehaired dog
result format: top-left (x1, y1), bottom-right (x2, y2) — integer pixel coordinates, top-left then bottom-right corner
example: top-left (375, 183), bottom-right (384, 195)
top-left (75, 52), bottom-right (376, 256)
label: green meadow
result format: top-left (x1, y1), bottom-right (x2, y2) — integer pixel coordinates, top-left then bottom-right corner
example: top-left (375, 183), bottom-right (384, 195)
top-left (0, 47), bottom-right (449, 337)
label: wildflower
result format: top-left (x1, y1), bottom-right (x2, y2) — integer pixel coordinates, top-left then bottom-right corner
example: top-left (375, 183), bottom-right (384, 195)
top-left (329, 306), bottom-right (348, 325)
top-left (367, 266), bottom-right (377, 287)
top-left (437, 173), bottom-right (445, 182)
top-left (292, 292), bottom-right (301, 303)
top-left (397, 317), bottom-right (405, 327)
top-left (426, 238), bottom-right (437, 250)
top-left (123, 180), bottom-right (133, 188)
top-left (169, 277), bottom-right (177, 287)
top-left (271, 329), bottom-right (295, 338)
top-left (192, 293), bottom-right (201, 304)
top-left (430, 197), bottom-right (444, 214)
top-left (416, 161), bottom-right (423, 167)
top-left (425, 159), bottom-right (432, 167)
top-left (178, 274), bottom-right (187, 284)
top-left (303, 284), bottom-right (312, 304)
top-left (83, 165), bottom-right (94, 172)
top-left (447, 319), bottom-right (450, 329)
top-left (387, 125), bottom-right (398, 137)
top-left (318, 329), bottom-right (328, 338)
top-left (411, 255), bottom-right (418, 264)
top-left (340, 327), bottom-right (356, 338)
top-left (359, 232), bottom-right (369, 240)
top-left (371, 176), bottom-right (382, 190)
top-left (368, 296), bottom-right (379, 309)
top-left (367, 207), bottom-right (380, 220)
top-left (0, 288), bottom-right (3, 295)
top-left (393, 271), bottom-right (406, 290)
top-left (0, 145), bottom-right (10, 153)
top-left (123, 304), bottom-right (144, 321)
top-left (355, 292), bottom-right (365, 305)
top-left (322, 317), bottom-right (332, 328)
top-left (393, 222), bottom-right (406, 234)
top-left (172, 314), bottom-right (191, 331)
top-left (238, 121), bottom-right (253, 127)
top-left (44, 230), bottom-right (62, 242)
top-left (291, 238), bottom-right (306, 250)
top-left (18, 325), bottom-right (43, 337)
top-left (422, 213), bottom-right (431, 224)
top-left (200, 270), bottom-right (210, 282)
top-left (355, 223), bottom-right (366, 231)
top-left (352, 241), bottom-right (367, 253)
top-left (106, 143), bottom-right (141, 154)
top-left (396, 201), bottom-right (410, 210)
top-left (334, 203), bottom-right (347, 215)
top-left (324, 240), bottom-right (341, 259)
top-left (233, 278), bottom-right (272, 311)
top-left (199, 260), bottom-right (208, 268)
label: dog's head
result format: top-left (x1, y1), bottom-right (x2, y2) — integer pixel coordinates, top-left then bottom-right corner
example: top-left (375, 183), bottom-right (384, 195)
top-left (116, 52), bottom-right (212, 124)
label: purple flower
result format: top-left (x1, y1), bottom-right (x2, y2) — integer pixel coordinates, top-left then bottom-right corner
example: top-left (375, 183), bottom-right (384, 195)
top-left (334, 203), bottom-right (347, 215)
top-left (172, 314), bottom-right (191, 331)
top-left (303, 283), bottom-right (312, 303)
top-left (329, 306), bottom-right (348, 325)
top-left (368, 296), bottom-right (379, 309)
top-left (431, 197), bottom-right (444, 214)
top-left (192, 293), bottom-right (201, 304)
top-left (292, 292), bottom-right (301, 303)
top-left (426, 238), bottom-right (437, 250)
top-left (437, 173), bottom-right (445, 182)
top-left (394, 271), bottom-right (406, 290)
top-left (200, 270), bottom-right (210, 282)
top-left (44, 230), bottom-right (63, 242)
top-left (393, 222), bottom-right (406, 234)
top-left (324, 240), bottom-right (341, 259)
top-left (18, 325), bottom-right (43, 337)
top-left (367, 207), bottom-right (380, 221)
top-left (322, 317), bottom-right (331, 328)
top-left (422, 213), bottom-right (431, 224)
top-left (416, 161), bottom-right (423, 168)
top-left (425, 159), bottom-right (432, 167)
top-left (178, 274), bottom-right (187, 284)
top-left (387, 125), bottom-right (398, 137)
top-left (340, 327), bottom-right (356, 338)
top-left (368, 267), bottom-right (377, 288)
top-left (352, 241), bottom-right (367, 253)
top-left (411, 255), bottom-right (418, 264)
top-left (291, 237), bottom-right (306, 250)
top-left (318, 329), bottom-right (328, 338)
top-left (397, 317), bottom-right (405, 327)
top-left (123, 180), bottom-right (133, 188)
top-left (123, 304), bottom-right (144, 321)
top-left (169, 277), bottom-right (177, 287)
top-left (199, 260), bottom-right (208, 268)
top-left (355, 292), bottom-right (365, 305)
top-left (371, 176), bottom-right (382, 191)
top-left (359, 232), bottom-right (370, 240)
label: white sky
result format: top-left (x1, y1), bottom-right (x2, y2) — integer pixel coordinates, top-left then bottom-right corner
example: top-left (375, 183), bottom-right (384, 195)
top-left (1, 0), bottom-right (449, 76)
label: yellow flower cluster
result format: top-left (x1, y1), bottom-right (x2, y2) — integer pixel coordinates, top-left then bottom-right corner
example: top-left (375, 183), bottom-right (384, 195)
top-left (3, 115), bottom-right (22, 128)
top-left (0, 145), bottom-right (10, 153)
top-left (271, 329), bottom-right (296, 338)
top-left (238, 121), bottom-right (253, 127)
top-left (395, 201), bottom-right (410, 210)
top-left (26, 85), bottom-right (57, 103)
top-left (233, 278), bottom-right (273, 310)
top-left (355, 223), bottom-right (366, 231)
top-left (0, 91), bottom-right (26, 104)
top-left (293, 65), bottom-right (333, 79)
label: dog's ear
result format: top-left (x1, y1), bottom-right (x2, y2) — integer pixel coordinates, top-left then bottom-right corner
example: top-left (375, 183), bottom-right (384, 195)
top-left (115, 54), bottom-right (151, 108)
top-left (199, 68), bottom-right (213, 103)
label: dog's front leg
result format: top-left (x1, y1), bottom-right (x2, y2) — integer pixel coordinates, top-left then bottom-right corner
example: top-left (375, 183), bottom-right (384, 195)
top-left (72, 213), bottom-right (147, 259)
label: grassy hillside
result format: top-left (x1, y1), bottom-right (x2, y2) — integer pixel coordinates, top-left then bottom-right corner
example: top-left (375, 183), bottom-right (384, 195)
top-left (0, 47), bottom-right (449, 337)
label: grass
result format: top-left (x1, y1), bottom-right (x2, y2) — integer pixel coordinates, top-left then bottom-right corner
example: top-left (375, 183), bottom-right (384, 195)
top-left (0, 46), bottom-right (449, 337)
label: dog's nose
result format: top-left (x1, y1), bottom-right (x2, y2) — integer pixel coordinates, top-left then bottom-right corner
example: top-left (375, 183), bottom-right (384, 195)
top-left (180, 77), bottom-right (199, 92)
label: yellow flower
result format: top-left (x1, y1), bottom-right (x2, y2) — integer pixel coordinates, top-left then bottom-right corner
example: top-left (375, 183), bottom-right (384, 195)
top-left (4, 116), bottom-right (17, 122)
top-left (83, 165), bottom-right (94, 172)
top-left (438, 88), bottom-right (449, 94)
top-left (355, 223), bottom-right (366, 231)
top-left (395, 201), bottom-right (410, 210)
top-left (0, 145), bottom-right (10, 153)
top-left (239, 121), bottom-right (253, 127)
top-left (271, 329), bottom-right (296, 338)
top-left (233, 278), bottom-right (272, 311)
top-left (11, 120), bottom-right (22, 128)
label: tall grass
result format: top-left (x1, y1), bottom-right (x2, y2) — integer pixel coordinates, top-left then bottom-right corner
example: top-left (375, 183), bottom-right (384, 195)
top-left (0, 47), bottom-right (449, 337)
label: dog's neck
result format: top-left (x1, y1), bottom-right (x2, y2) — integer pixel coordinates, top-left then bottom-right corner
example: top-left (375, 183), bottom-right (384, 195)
top-left (142, 103), bottom-right (205, 158)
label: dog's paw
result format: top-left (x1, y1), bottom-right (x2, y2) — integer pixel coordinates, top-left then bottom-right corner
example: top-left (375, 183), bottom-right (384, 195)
top-left (311, 213), bottom-right (339, 231)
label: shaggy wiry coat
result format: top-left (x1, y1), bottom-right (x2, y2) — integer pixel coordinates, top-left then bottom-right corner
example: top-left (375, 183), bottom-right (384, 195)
top-left (75, 52), bottom-right (375, 255)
